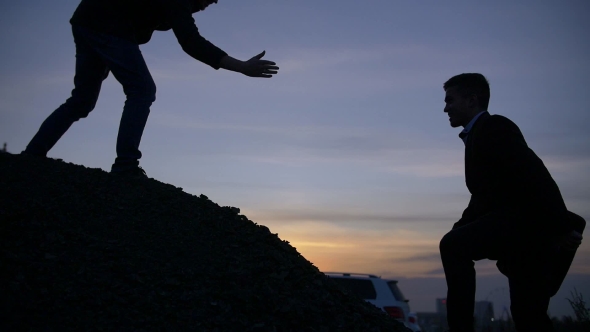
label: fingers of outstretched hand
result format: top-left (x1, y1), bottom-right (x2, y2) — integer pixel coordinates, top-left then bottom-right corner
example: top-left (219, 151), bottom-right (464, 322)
top-left (260, 62), bottom-right (278, 73)
top-left (254, 71), bottom-right (276, 78)
top-left (262, 65), bottom-right (278, 74)
top-left (258, 60), bottom-right (277, 66)
top-left (245, 63), bottom-right (279, 78)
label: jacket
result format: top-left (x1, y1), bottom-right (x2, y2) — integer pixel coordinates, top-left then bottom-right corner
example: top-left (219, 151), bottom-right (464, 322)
top-left (70, 0), bottom-right (227, 69)
top-left (455, 112), bottom-right (573, 237)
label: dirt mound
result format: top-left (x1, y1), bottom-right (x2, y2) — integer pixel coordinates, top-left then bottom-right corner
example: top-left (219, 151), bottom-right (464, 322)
top-left (0, 153), bottom-right (408, 331)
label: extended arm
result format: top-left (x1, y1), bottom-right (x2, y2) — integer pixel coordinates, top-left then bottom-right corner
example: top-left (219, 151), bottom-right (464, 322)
top-left (157, 0), bottom-right (226, 68)
top-left (161, 0), bottom-right (278, 77)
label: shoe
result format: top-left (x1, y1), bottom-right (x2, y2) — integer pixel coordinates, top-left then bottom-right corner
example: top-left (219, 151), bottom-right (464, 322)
top-left (111, 166), bottom-right (148, 179)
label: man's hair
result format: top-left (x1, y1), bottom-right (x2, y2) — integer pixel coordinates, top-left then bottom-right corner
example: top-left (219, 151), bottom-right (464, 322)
top-left (443, 73), bottom-right (490, 111)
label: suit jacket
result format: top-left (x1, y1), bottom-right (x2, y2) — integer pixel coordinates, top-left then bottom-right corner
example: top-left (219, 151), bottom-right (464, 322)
top-left (457, 112), bottom-right (586, 296)
top-left (454, 112), bottom-right (572, 237)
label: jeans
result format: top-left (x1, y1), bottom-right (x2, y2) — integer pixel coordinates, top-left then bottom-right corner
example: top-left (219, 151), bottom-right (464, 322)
top-left (439, 212), bottom-right (555, 332)
top-left (25, 25), bottom-right (156, 171)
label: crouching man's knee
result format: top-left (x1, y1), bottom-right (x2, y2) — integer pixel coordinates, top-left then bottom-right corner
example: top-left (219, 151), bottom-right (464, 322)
top-left (146, 80), bottom-right (156, 103)
top-left (439, 230), bottom-right (458, 257)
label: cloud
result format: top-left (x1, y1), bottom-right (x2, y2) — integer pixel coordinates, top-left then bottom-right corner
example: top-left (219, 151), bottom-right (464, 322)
top-left (251, 209), bottom-right (455, 225)
top-left (398, 253), bottom-right (441, 264)
top-left (150, 112), bottom-right (465, 177)
top-left (423, 267), bottom-right (445, 276)
top-left (543, 156), bottom-right (590, 175)
top-left (150, 107), bottom-right (589, 186)
top-left (274, 44), bottom-right (431, 74)
top-left (244, 218), bottom-right (448, 278)
top-left (262, 37), bottom-right (590, 102)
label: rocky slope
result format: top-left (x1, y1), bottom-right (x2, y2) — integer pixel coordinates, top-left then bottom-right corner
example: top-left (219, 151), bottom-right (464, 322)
top-left (0, 153), bottom-right (409, 331)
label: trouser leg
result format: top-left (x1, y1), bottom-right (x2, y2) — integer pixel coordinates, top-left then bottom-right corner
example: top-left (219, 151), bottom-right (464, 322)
top-left (108, 48), bottom-right (156, 171)
top-left (440, 213), bottom-right (520, 332)
top-left (508, 251), bottom-right (554, 332)
top-left (74, 26), bottom-right (156, 171)
top-left (24, 26), bottom-right (108, 156)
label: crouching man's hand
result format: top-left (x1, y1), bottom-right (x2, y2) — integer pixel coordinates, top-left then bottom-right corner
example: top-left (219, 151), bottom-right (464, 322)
top-left (558, 230), bottom-right (583, 251)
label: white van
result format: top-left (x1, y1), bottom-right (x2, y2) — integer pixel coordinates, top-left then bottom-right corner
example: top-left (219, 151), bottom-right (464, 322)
top-left (325, 272), bottom-right (421, 332)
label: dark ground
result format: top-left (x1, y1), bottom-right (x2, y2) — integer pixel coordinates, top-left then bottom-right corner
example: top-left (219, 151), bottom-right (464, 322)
top-left (0, 153), bottom-right (410, 331)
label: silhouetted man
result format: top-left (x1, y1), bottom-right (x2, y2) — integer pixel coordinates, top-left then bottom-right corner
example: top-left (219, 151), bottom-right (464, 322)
top-left (23, 0), bottom-right (279, 177)
top-left (439, 73), bottom-right (584, 332)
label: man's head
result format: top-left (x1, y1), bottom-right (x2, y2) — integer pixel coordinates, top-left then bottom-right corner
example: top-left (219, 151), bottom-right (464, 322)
top-left (194, 0), bottom-right (218, 12)
top-left (443, 73), bottom-right (490, 128)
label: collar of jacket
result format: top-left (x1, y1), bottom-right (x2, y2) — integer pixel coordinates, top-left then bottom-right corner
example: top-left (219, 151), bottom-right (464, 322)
top-left (459, 111), bottom-right (488, 143)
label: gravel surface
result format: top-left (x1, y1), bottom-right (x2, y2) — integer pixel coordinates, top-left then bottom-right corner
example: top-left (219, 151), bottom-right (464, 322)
top-left (0, 153), bottom-right (410, 332)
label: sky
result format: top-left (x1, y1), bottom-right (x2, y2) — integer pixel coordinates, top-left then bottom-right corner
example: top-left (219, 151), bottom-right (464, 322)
top-left (1, 0), bottom-right (590, 319)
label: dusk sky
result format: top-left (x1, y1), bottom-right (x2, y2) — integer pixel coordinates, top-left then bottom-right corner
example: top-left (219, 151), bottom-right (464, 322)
top-left (2, 0), bottom-right (589, 318)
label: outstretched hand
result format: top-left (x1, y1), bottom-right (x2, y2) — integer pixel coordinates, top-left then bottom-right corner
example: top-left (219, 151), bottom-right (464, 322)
top-left (241, 51), bottom-right (279, 78)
